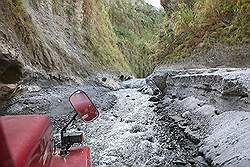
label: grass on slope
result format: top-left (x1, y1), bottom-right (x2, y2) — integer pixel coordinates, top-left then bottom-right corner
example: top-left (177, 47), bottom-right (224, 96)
top-left (81, 0), bottom-right (131, 72)
top-left (107, 0), bottom-right (165, 77)
top-left (158, 0), bottom-right (250, 63)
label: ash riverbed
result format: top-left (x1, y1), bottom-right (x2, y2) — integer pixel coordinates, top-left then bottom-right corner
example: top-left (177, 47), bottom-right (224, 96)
top-left (64, 88), bottom-right (206, 167)
top-left (1, 68), bottom-right (250, 167)
top-left (1, 80), bottom-right (208, 166)
top-left (0, 82), bottom-right (117, 136)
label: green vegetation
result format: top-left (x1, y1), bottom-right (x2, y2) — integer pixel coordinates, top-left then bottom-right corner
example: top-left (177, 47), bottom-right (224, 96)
top-left (82, 0), bottom-right (131, 71)
top-left (6, 0), bottom-right (23, 14)
top-left (158, 0), bottom-right (250, 63)
top-left (106, 0), bottom-right (165, 77)
top-left (4, 0), bottom-right (34, 31)
top-left (2, 0), bottom-right (37, 56)
top-left (2, 0), bottom-right (131, 74)
top-left (3, 0), bottom-right (248, 78)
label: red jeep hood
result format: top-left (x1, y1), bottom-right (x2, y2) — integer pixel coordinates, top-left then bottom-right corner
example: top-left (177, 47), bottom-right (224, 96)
top-left (0, 115), bottom-right (52, 167)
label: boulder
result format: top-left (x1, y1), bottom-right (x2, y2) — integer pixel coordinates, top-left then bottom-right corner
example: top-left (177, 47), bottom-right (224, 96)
top-left (222, 80), bottom-right (248, 97)
top-left (121, 79), bottom-right (146, 89)
top-left (0, 83), bottom-right (17, 100)
top-left (193, 105), bottom-right (215, 117)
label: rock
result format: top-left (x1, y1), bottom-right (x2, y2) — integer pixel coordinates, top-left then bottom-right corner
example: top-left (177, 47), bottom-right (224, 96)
top-left (191, 125), bottom-right (200, 131)
top-left (158, 115), bottom-right (168, 121)
top-left (145, 156), bottom-right (163, 166)
top-left (197, 42), bottom-right (204, 48)
top-left (126, 95), bottom-right (130, 97)
top-left (222, 80), bottom-right (248, 97)
top-left (138, 86), bottom-right (154, 95)
top-left (178, 96), bottom-right (186, 100)
top-left (182, 111), bottom-right (191, 118)
top-left (169, 115), bottom-right (184, 123)
top-left (241, 97), bottom-right (249, 104)
top-left (125, 119), bottom-right (135, 123)
top-left (113, 114), bottom-right (119, 118)
top-left (153, 88), bottom-right (160, 95)
top-left (173, 160), bottom-right (187, 165)
top-left (171, 94), bottom-right (177, 99)
top-left (149, 104), bottom-right (154, 108)
top-left (184, 127), bottom-right (200, 144)
top-left (180, 97), bottom-right (203, 111)
top-left (146, 77), bottom-right (165, 95)
top-left (187, 159), bottom-right (195, 165)
top-left (0, 83), bottom-right (17, 100)
top-left (193, 105), bottom-right (215, 117)
top-left (101, 77), bottom-right (107, 82)
top-left (214, 110), bottom-right (222, 115)
top-left (121, 79), bottom-right (147, 89)
top-left (98, 76), bottom-right (122, 90)
top-left (162, 97), bottom-right (172, 105)
top-left (145, 136), bottom-right (154, 143)
top-left (157, 103), bottom-right (164, 109)
top-left (166, 144), bottom-right (177, 150)
top-left (129, 124), bottom-right (146, 133)
top-left (125, 76), bottom-right (133, 81)
top-left (179, 120), bottom-right (191, 126)
top-left (194, 156), bottom-right (209, 166)
top-left (148, 96), bottom-right (160, 102)
top-left (119, 75), bottom-right (125, 81)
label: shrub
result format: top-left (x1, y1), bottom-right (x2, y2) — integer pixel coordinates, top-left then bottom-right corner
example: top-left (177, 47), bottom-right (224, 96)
top-left (158, 0), bottom-right (249, 63)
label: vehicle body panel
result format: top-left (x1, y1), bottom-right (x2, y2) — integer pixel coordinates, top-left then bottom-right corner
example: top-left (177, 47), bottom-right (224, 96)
top-left (0, 115), bottom-right (92, 167)
top-left (50, 147), bottom-right (92, 167)
top-left (0, 115), bottom-right (53, 167)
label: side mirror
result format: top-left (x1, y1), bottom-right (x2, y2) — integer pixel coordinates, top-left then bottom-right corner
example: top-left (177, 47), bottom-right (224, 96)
top-left (69, 90), bottom-right (99, 122)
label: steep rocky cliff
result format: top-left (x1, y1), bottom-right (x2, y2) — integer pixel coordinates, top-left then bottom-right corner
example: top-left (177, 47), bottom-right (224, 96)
top-left (1, 0), bottom-right (249, 100)
top-left (0, 0), bottom-right (167, 102)
top-left (0, 0), bottom-right (129, 87)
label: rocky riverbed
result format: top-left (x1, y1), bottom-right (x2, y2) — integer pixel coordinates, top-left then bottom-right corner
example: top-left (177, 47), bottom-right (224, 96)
top-left (1, 68), bottom-right (250, 167)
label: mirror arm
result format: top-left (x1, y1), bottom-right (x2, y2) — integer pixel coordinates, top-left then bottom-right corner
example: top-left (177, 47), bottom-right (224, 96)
top-left (61, 112), bottom-right (78, 135)
top-left (60, 112), bottom-right (78, 155)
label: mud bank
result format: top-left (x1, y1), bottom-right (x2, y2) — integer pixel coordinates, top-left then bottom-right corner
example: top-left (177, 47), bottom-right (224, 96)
top-left (147, 68), bottom-right (250, 166)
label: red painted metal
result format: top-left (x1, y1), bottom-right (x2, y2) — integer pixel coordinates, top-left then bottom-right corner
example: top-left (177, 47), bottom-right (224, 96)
top-left (50, 147), bottom-right (92, 167)
top-left (0, 115), bottom-right (53, 167)
top-left (0, 115), bottom-right (92, 167)
top-left (0, 118), bottom-right (14, 167)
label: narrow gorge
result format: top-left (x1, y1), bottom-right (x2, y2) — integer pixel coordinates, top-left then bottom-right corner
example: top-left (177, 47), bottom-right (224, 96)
top-left (0, 0), bottom-right (249, 167)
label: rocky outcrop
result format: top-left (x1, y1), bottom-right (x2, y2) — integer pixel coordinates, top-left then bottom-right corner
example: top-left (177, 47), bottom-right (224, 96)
top-left (0, 0), bottom-right (129, 87)
top-left (163, 44), bottom-right (250, 70)
top-left (146, 67), bottom-right (250, 166)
